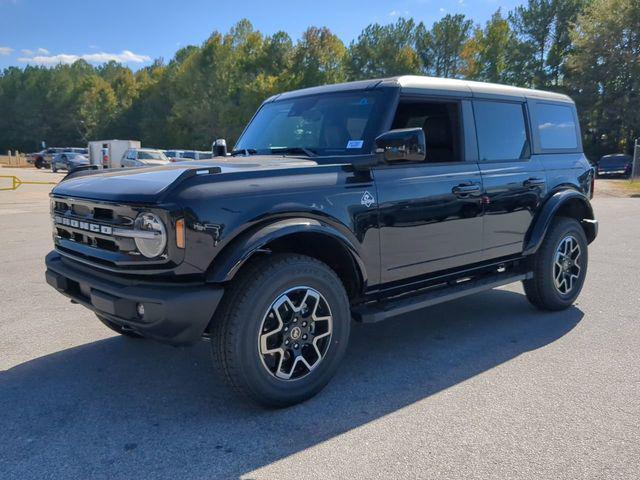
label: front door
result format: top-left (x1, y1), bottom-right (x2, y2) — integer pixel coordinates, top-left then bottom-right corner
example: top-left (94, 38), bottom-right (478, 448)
top-left (375, 97), bottom-right (484, 284)
top-left (472, 100), bottom-right (546, 260)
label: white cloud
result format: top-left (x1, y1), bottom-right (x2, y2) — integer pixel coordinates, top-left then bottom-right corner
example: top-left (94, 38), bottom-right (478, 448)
top-left (0, 46), bottom-right (13, 56)
top-left (389, 9), bottom-right (409, 17)
top-left (18, 49), bottom-right (151, 65)
top-left (19, 48), bottom-right (47, 55)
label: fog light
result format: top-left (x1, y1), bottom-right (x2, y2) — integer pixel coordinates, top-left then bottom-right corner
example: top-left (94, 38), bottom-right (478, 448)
top-left (136, 303), bottom-right (145, 318)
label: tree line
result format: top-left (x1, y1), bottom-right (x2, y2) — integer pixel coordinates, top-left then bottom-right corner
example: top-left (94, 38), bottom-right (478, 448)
top-left (0, 0), bottom-right (638, 159)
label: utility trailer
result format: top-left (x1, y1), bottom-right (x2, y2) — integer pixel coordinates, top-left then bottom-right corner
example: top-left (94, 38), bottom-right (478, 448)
top-left (88, 140), bottom-right (140, 169)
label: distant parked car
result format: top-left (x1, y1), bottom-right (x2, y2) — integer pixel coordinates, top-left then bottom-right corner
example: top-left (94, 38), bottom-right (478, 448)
top-left (66, 147), bottom-right (88, 155)
top-left (51, 152), bottom-right (90, 173)
top-left (164, 150), bottom-right (186, 162)
top-left (30, 148), bottom-right (64, 169)
top-left (597, 154), bottom-right (633, 178)
top-left (121, 148), bottom-right (171, 168)
top-left (29, 147), bottom-right (89, 169)
top-left (181, 150), bottom-right (213, 160)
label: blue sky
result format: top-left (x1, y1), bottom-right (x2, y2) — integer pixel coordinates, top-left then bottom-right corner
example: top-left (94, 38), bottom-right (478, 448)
top-left (0, 0), bottom-right (524, 70)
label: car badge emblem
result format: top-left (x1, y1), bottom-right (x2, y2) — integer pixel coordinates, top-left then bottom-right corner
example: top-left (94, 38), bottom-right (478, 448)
top-left (361, 191), bottom-right (375, 208)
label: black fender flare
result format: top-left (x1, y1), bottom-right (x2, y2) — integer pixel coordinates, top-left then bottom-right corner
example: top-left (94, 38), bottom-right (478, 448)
top-left (523, 189), bottom-right (597, 256)
top-left (206, 217), bottom-right (367, 287)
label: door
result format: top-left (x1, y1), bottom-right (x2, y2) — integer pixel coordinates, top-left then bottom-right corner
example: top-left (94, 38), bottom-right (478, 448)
top-left (375, 97), bottom-right (484, 284)
top-left (472, 100), bottom-right (546, 260)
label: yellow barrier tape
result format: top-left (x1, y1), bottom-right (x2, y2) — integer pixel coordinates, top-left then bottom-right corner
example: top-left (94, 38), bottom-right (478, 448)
top-left (0, 175), bottom-right (58, 191)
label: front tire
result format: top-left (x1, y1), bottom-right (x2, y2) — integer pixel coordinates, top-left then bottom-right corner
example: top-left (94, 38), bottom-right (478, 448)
top-left (523, 217), bottom-right (588, 311)
top-left (210, 254), bottom-right (351, 408)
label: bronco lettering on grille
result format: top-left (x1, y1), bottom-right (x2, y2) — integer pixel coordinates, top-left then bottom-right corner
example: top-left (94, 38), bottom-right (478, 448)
top-left (53, 215), bottom-right (113, 235)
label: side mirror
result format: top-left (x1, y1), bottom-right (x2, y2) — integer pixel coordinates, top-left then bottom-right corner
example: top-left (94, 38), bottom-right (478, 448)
top-left (212, 138), bottom-right (227, 157)
top-left (375, 128), bottom-right (426, 163)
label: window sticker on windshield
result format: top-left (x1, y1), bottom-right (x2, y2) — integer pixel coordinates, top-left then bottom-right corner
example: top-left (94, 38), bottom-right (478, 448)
top-left (346, 140), bottom-right (364, 149)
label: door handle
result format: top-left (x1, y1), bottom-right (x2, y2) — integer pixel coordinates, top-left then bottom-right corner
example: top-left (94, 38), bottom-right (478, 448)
top-left (524, 177), bottom-right (545, 188)
top-left (452, 183), bottom-right (481, 197)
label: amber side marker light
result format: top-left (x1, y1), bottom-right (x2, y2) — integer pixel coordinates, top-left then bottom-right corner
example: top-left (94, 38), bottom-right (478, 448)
top-left (176, 219), bottom-right (186, 249)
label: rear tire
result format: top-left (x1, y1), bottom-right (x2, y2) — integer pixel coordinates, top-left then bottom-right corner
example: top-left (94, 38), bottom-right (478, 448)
top-left (35, 158), bottom-right (44, 169)
top-left (96, 315), bottom-right (144, 339)
top-left (210, 254), bottom-right (351, 408)
top-left (523, 217), bottom-right (588, 311)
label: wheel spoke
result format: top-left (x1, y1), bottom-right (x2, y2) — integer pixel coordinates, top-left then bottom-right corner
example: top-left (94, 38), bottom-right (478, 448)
top-left (258, 286), bottom-right (333, 381)
top-left (553, 235), bottom-right (582, 295)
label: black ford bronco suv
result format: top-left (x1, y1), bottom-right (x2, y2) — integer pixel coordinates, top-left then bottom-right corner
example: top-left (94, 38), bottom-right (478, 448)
top-left (45, 76), bottom-right (597, 407)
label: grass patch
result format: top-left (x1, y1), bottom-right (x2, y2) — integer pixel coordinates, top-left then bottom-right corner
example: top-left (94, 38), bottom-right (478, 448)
top-left (620, 180), bottom-right (640, 197)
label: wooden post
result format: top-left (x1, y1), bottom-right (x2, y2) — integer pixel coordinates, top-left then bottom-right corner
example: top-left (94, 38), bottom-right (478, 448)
top-left (632, 139), bottom-right (639, 181)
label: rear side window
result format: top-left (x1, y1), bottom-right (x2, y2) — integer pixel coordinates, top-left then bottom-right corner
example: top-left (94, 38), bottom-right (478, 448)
top-left (536, 103), bottom-right (577, 150)
top-left (474, 101), bottom-right (529, 161)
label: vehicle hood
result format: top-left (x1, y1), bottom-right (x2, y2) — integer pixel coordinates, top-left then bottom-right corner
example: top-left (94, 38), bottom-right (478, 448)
top-left (51, 156), bottom-right (319, 203)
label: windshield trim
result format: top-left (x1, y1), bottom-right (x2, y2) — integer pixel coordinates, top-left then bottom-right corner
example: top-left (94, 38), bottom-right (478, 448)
top-left (233, 87), bottom-right (398, 164)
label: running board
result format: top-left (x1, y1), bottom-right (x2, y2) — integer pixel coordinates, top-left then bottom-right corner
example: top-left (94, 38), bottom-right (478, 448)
top-left (352, 272), bottom-right (533, 323)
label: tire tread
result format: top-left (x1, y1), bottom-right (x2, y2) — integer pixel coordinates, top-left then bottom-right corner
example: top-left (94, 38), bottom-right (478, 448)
top-left (210, 253), bottom-right (348, 406)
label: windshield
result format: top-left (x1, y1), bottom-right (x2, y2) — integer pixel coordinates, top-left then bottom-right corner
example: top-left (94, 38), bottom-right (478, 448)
top-left (138, 150), bottom-right (168, 160)
top-left (234, 90), bottom-right (393, 157)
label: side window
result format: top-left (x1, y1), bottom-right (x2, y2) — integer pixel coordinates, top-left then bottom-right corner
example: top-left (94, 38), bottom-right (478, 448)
top-left (391, 99), bottom-right (462, 163)
top-left (536, 103), bottom-right (577, 150)
top-left (474, 101), bottom-right (529, 161)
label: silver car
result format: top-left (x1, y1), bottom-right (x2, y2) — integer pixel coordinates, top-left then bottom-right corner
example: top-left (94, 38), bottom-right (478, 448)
top-left (121, 149), bottom-right (171, 168)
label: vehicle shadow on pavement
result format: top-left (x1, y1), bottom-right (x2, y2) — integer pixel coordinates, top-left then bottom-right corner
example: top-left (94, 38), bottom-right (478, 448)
top-left (0, 288), bottom-right (583, 480)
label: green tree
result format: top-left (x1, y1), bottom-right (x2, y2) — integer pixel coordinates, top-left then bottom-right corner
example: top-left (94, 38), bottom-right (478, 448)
top-left (417, 14), bottom-right (473, 78)
top-left (76, 75), bottom-right (118, 141)
top-left (547, 0), bottom-right (585, 86)
top-left (510, 0), bottom-right (555, 86)
top-left (461, 11), bottom-right (514, 83)
top-left (290, 27), bottom-right (346, 88)
top-left (566, 0), bottom-right (640, 155)
top-left (347, 18), bottom-right (422, 79)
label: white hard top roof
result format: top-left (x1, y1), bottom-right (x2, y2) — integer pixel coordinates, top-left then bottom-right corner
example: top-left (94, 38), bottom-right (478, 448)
top-left (272, 75), bottom-right (573, 103)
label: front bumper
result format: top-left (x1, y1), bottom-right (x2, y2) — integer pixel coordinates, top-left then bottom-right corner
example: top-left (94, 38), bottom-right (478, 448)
top-left (45, 252), bottom-right (224, 345)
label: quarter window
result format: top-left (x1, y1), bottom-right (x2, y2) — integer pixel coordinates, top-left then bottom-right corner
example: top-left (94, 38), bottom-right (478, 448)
top-left (474, 101), bottom-right (529, 161)
top-left (536, 103), bottom-right (577, 150)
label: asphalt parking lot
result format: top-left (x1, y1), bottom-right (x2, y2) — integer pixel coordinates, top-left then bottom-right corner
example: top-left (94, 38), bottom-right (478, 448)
top-left (1, 169), bottom-right (639, 480)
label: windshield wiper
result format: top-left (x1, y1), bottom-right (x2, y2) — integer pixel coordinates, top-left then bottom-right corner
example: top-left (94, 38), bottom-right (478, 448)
top-left (230, 148), bottom-right (258, 157)
top-left (269, 146), bottom-right (317, 157)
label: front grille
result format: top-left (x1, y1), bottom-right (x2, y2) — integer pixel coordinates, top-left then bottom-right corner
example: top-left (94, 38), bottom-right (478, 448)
top-left (52, 196), bottom-right (144, 261)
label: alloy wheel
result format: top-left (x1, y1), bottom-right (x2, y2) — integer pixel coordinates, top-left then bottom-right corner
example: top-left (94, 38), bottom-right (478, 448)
top-left (553, 235), bottom-right (582, 295)
top-left (258, 286), bottom-right (333, 381)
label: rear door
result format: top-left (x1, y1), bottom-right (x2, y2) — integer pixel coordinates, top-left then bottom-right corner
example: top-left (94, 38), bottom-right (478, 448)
top-left (375, 97), bottom-right (484, 284)
top-left (473, 99), bottom-right (546, 260)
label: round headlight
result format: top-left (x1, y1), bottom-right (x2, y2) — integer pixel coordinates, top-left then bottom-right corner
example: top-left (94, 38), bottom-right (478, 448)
top-left (134, 213), bottom-right (167, 258)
